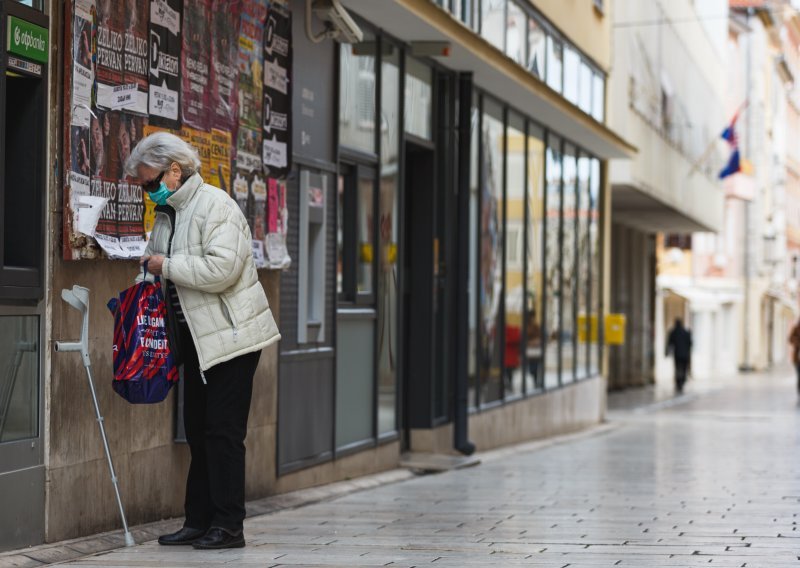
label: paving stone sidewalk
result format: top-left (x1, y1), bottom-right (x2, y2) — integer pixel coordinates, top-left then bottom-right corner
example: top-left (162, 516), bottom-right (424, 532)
top-left (7, 368), bottom-right (800, 567)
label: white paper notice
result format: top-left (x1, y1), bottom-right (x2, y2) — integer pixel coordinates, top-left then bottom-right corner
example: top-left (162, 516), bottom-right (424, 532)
top-left (97, 83), bottom-right (148, 114)
top-left (94, 233), bottom-right (147, 259)
top-left (252, 240), bottom-right (266, 269)
top-left (75, 195), bottom-right (109, 238)
top-left (263, 137), bottom-right (287, 169)
top-left (149, 80), bottom-right (179, 121)
top-left (265, 232), bottom-right (291, 270)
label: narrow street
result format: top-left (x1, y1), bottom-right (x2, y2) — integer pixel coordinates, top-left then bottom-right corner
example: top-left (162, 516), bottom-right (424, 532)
top-left (56, 369), bottom-right (800, 567)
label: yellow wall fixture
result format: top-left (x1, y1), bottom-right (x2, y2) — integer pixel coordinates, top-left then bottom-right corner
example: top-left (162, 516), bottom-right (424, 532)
top-left (577, 314), bottom-right (598, 343)
top-left (605, 314), bottom-right (627, 345)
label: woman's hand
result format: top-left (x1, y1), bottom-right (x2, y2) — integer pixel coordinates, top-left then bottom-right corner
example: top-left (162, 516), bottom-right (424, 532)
top-left (140, 255), bottom-right (165, 276)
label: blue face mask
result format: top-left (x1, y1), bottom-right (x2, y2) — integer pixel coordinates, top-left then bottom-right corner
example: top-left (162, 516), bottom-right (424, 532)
top-left (148, 182), bottom-right (173, 206)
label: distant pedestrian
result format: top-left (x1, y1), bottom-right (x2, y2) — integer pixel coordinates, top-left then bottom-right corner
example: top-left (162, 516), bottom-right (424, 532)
top-left (789, 320), bottom-right (800, 391)
top-left (666, 318), bottom-right (692, 393)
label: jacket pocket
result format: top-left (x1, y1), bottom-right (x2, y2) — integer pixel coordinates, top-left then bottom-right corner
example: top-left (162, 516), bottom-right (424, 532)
top-left (220, 294), bottom-right (239, 342)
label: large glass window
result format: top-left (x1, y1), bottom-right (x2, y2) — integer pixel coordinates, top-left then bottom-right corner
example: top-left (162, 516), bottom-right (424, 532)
top-left (576, 155), bottom-right (591, 380)
top-left (505, 2), bottom-right (526, 65)
top-left (337, 164), bottom-right (376, 302)
top-left (579, 60), bottom-right (593, 115)
top-left (561, 144), bottom-right (577, 384)
top-left (544, 137), bottom-right (562, 389)
top-left (527, 17), bottom-right (546, 80)
top-left (377, 46), bottom-right (400, 436)
top-left (405, 58), bottom-right (433, 140)
top-left (592, 71), bottom-right (605, 121)
top-left (504, 112), bottom-right (526, 399)
top-left (479, 98), bottom-right (505, 405)
top-left (546, 36), bottom-right (563, 93)
top-left (0, 316), bottom-right (39, 443)
top-left (589, 158), bottom-right (602, 375)
top-left (563, 46), bottom-right (580, 105)
top-left (468, 101), bottom-right (480, 408)
top-left (339, 34), bottom-right (376, 154)
top-left (525, 125), bottom-right (545, 394)
top-left (481, 0), bottom-right (506, 52)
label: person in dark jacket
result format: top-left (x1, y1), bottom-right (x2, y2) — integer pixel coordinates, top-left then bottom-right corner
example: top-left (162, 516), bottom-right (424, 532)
top-left (666, 318), bottom-right (692, 393)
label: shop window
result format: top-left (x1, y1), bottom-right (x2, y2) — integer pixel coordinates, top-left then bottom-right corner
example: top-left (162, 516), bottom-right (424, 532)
top-left (337, 164), bottom-right (376, 302)
top-left (405, 58), bottom-right (432, 140)
top-left (339, 33), bottom-right (377, 154)
top-left (505, 2), bottom-right (526, 65)
top-left (589, 158), bottom-right (602, 375)
top-left (576, 155), bottom-right (592, 380)
top-left (544, 137), bottom-right (562, 389)
top-left (480, 0), bottom-right (506, 52)
top-left (524, 125), bottom-right (545, 394)
top-left (378, 47), bottom-right (401, 436)
top-left (504, 112), bottom-right (525, 399)
top-left (527, 17), bottom-right (546, 79)
top-left (560, 144), bottom-right (578, 384)
top-left (546, 35), bottom-right (563, 93)
top-left (468, 101), bottom-right (480, 408)
top-left (479, 97), bottom-right (505, 405)
top-left (0, 316), bottom-right (39, 443)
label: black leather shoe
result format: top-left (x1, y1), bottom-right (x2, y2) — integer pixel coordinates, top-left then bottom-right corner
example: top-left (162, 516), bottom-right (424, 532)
top-left (157, 526), bottom-right (207, 546)
top-left (192, 527), bottom-right (245, 549)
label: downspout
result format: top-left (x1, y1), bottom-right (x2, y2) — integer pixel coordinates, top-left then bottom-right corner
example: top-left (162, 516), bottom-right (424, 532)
top-left (454, 72), bottom-right (475, 456)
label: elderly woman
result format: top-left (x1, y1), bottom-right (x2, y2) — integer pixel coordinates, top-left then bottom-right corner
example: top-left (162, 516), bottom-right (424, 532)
top-left (124, 132), bottom-right (280, 550)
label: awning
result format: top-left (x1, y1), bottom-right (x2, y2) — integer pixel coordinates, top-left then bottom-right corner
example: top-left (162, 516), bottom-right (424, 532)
top-left (612, 185), bottom-right (720, 233)
top-left (664, 286), bottom-right (742, 311)
top-left (339, 0), bottom-right (637, 160)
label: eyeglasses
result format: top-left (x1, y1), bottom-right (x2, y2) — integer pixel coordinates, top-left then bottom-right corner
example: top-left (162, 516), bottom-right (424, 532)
top-left (142, 170), bottom-right (166, 193)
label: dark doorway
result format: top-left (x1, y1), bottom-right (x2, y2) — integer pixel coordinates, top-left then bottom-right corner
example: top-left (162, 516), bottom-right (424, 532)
top-left (401, 140), bottom-right (441, 448)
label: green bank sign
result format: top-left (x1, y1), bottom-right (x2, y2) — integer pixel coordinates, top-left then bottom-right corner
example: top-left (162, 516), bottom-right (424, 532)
top-left (7, 16), bottom-right (48, 64)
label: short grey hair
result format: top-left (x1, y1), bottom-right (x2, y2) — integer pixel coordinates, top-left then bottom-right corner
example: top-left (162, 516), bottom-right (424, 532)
top-left (124, 132), bottom-right (202, 178)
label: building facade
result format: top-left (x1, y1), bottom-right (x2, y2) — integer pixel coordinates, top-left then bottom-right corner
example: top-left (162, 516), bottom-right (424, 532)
top-left (0, 0), bottom-right (633, 551)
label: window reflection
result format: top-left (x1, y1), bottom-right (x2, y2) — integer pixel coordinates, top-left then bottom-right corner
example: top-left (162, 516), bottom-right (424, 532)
top-left (405, 58), bottom-right (433, 140)
top-left (561, 145), bottom-right (577, 384)
top-left (357, 174), bottom-right (374, 294)
top-left (563, 46), bottom-right (580, 105)
top-left (544, 139), bottom-right (561, 389)
top-left (589, 158), bottom-right (602, 375)
top-left (468, 103), bottom-right (480, 408)
top-left (528, 17), bottom-right (546, 79)
top-left (525, 128), bottom-right (545, 393)
top-left (0, 316), bottom-right (39, 443)
top-left (592, 72), bottom-right (605, 121)
top-left (378, 47), bottom-right (400, 436)
top-left (339, 37), bottom-right (376, 153)
top-left (505, 2), bottom-right (526, 65)
top-left (576, 155), bottom-right (591, 380)
top-left (481, 0), bottom-right (506, 52)
top-left (480, 99), bottom-right (505, 405)
top-left (504, 113), bottom-right (526, 399)
top-left (579, 61), bottom-right (593, 115)
top-left (546, 36), bottom-right (563, 93)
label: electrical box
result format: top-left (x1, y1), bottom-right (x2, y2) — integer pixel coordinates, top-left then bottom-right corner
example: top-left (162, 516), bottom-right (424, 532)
top-left (605, 314), bottom-right (626, 346)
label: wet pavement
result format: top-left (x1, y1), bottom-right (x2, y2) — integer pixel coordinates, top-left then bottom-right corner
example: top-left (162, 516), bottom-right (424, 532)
top-left (16, 368), bottom-right (800, 567)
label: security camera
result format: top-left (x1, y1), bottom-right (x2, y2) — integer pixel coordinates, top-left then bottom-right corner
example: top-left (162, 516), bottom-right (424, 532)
top-left (311, 0), bottom-right (363, 44)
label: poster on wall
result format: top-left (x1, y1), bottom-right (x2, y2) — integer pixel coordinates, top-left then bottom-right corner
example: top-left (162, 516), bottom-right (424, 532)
top-left (264, 177), bottom-right (290, 269)
top-left (211, 0), bottom-right (241, 133)
top-left (148, 0), bottom-right (182, 128)
top-left (238, 0), bottom-right (267, 132)
top-left (122, 0), bottom-right (149, 115)
top-left (89, 110), bottom-right (149, 258)
top-left (95, 1), bottom-right (125, 109)
top-left (71, 0), bottom-right (94, 127)
top-left (262, 2), bottom-right (292, 180)
top-left (181, 0), bottom-right (211, 130)
top-left (210, 128), bottom-right (232, 193)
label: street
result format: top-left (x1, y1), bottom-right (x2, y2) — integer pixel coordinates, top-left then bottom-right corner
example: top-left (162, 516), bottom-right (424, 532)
top-left (52, 369), bottom-right (800, 567)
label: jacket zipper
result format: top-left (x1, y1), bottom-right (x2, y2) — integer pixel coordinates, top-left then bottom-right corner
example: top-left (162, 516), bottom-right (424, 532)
top-left (220, 295), bottom-right (239, 341)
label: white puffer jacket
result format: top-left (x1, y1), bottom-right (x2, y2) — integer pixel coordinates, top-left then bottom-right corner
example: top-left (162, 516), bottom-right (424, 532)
top-left (139, 173), bottom-right (280, 372)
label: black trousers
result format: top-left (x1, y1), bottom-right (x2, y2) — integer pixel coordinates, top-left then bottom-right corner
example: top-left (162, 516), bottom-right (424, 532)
top-left (180, 323), bottom-right (261, 532)
top-left (674, 357), bottom-right (689, 390)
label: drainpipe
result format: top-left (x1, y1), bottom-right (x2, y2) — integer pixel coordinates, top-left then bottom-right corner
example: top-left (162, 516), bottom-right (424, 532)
top-left (454, 72), bottom-right (475, 456)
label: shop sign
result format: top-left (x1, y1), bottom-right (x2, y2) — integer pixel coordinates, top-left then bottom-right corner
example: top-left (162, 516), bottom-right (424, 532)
top-left (7, 16), bottom-right (49, 64)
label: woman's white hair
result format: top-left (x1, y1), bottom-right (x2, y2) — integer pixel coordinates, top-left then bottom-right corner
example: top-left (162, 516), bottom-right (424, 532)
top-left (124, 131), bottom-right (202, 178)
